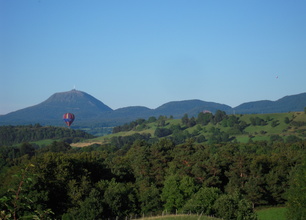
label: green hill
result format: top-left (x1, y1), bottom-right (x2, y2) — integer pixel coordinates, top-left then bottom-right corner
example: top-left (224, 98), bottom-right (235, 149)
top-left (73, 111), bottom-right (306, 147)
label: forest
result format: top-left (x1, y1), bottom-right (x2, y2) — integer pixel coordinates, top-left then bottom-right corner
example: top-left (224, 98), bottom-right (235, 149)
top-left (0, 111), bottom-right (306, 220)
top-left (0, 125), bottom-right (94, 146)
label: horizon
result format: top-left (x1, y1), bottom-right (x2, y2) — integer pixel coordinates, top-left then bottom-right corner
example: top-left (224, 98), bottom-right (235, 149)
top-left (1, 89), bottom-right (305, 115)
top-left (1, 1), bottom-right (306, 114)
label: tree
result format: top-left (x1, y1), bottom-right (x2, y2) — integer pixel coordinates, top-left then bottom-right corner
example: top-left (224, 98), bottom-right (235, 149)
top-left (181, 114), bottom-right (189, 127)
top-left (213, 193), bottom-right (257, 220)
top-left (182, 186), bottom-right (221, 215)
top-left (0, 163), bottom-right (54, 219)
top-left (66, 189), bottom-right (104, 219)
top-left (271, 120), bottom-right (279, 127)
top-left (147, 116), bottom-right (157, 123)
top-left (161, 175), bottom-right (184, 212)
top-left (161, 175), bottom-right (197, 212)
top-left (19, 142), bottom-right (35, 157)
top-left (284, 117), bottom-right (290, 124)
top-left (154, 128), bottom-right (172, 138)
top-left (196, 135), bottom-right (206, 143)
top-left (188, 116), bottom-right (196, 127)
top-left (197, 112), bottom-right (213, 125)
top-left (138, 183), bottom-right (161, 214)
top-left (214, 110), bottom-right (227, 124)
top-left (103, 179), bottom-right (137, 218)
top-left (157, 116), bottom-right (167, 127)
top-left (250, 117), bottom-right (267, 126)
top-left (285, 157), bottom-right (306, 220)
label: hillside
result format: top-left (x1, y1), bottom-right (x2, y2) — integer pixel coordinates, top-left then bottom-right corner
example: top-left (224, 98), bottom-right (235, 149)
top-left (234, 92), bottom-right (306, 114)
top-left (0, 90), bottom-right (306, 128)
top-left (153, 100), bottom-right (232, 117)
top-left (0, 124), bottom-right (95, 146)
top-left (72, 111), bottom-right (306, 147)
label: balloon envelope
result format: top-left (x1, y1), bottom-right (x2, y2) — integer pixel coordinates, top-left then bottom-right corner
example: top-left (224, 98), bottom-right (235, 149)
top-left (63, 113), bottom-right (75, 127)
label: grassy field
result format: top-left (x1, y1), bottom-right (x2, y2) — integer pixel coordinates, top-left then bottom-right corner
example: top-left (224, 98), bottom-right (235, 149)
top-left (135, 207), bottom-right (288, 220)
top-left (30, 139), bottom-right (56, 146)
top-left (136, 214), bottom-right (220, 220)
top-left (256, 207), bottom-right (287, 220)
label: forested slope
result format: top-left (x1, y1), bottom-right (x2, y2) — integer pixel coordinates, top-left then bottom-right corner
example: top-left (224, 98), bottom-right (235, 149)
top-left (0, 124), bottom-right (94, 145)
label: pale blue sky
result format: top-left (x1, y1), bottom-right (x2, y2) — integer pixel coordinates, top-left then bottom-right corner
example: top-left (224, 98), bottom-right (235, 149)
top-left (1, 0), bottom-right (306, 114)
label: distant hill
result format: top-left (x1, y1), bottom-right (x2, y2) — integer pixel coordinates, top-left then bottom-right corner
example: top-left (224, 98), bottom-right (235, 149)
top-left (0, 90), bottom-right (305, 127)
top-left (153, 100), bottom-right (232, 117)
top-left (233, 93), bottom-right (306, 114)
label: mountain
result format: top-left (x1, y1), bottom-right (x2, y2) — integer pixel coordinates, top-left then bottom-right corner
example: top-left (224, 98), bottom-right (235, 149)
top-left (233, 93), bottom-right (306, 114)
top-left (0, 90), bottom-right (113, 126)
top-left (153, 100), bottom-right (232, 117)
top-left (0, 90), bottom-right (305, 127)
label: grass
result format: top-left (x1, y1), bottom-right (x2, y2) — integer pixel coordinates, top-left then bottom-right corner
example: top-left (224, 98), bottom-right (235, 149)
top-left (30, 139), bottom-right (56, 146)
top-left (256, 207), bottom-right (287, 220)
top-left (136, 214), bottom-right (220, 220)
top-left (136, 208), bottom-right (289, 220)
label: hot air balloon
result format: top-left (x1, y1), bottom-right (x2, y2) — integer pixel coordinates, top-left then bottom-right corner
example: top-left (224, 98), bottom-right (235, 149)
top-left (63, 113), bottom-right (75, 127)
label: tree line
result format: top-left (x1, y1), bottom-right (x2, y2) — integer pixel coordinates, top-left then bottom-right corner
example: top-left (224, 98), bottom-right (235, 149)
top-left (0, 124), bottom-right (94, 145)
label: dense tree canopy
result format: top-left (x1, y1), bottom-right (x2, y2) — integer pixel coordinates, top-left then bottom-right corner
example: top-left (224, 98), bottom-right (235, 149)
top-left (0, 137), bottom-right (305, 219)
top-left (0, 125), bottom-right (94, 145)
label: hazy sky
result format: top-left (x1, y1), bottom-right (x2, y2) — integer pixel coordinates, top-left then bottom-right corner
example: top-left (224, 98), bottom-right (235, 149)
top-left (1, 0), bottom-right (306, 114)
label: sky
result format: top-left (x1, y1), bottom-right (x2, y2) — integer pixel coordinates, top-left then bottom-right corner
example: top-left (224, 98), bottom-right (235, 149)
top-left (1, 0), bottom-right (306, 114)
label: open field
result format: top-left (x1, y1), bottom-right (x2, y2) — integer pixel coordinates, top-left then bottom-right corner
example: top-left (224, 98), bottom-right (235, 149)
top-left (256, 207), bottom-right (287, 220)
top-left (135, 207), bottom-right (287, 220)
top-left (135, 214), bottom-right (220, 220)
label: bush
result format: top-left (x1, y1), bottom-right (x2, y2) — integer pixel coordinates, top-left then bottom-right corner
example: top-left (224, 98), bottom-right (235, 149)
top-left (154, 128), bottom-right (172, 138)
top-left (213, 193), bottom-right (257, 220)
top-left (182, 187), bottom-right (221, 215)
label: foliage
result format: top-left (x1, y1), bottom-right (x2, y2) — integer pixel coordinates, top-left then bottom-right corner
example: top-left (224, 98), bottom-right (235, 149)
top-left (213, 193), bottom-right (257, 220)
top-left (113, 118), bottom-right (147, 133)
top-left (161, 175), bottom-right (198, 212)
top-left (155, 128), bottom-right (173, 138)
top-left (285, 156), bottom-right (306, 220)
top-left (182, 187), bottom-right (221, 215)
top-left (0, 163), bottom-right (54, 219)
top-left (0, 125), bottom-right (94, 145)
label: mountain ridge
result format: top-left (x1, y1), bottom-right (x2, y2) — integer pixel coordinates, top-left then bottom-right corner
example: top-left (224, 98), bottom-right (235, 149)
top-left (233, 92), bottom-right (306, 114)
top-left (0, 90), bottom-right (305, 126)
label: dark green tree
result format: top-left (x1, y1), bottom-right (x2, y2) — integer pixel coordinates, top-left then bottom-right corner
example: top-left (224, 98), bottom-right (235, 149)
top-left (284, 117), bottom-right (290, 124)
top-left (182, 186), bottom-right (221, 215)
top-left (285, 157), bottom-right (306, 220)
top-left (154, 128), bottom-right (172, 138)
top-left (161, 175), bottom-right (184, 212)
top-left (197, 112), bottom-right (213, 125)
top-left (103, 179), bottom-right (138, 218)
top-left (66, 189), bottom-right (104, 219)
top-left (181, 114), bottom-right (189, 127)
top-left (188, 116), bottom-right (196, 127)
top-left (161, 175), bottom-right (197, 212)
top-left (214, 110), bottom-right (227, 124)
top-left (213, 193), bottom-right (257, 220)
